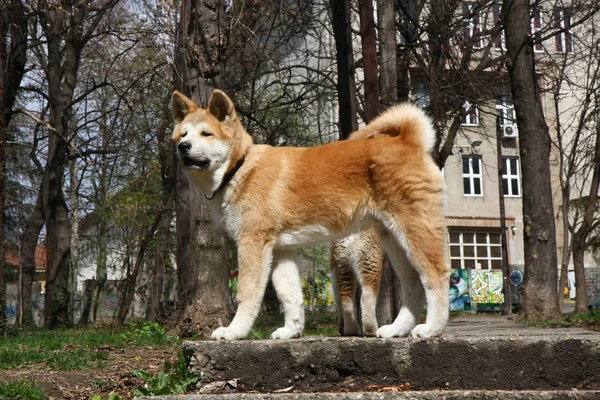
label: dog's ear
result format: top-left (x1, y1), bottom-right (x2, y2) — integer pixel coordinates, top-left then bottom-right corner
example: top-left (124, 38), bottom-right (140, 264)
top-left (208, 89), bottom-right (237, 123)
top-left (172, 91), bottom-right (198, 123)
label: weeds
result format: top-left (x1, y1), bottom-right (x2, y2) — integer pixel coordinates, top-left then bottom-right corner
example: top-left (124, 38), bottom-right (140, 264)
top-left (530, 309), bottom-right (600, 330)
top-left (0, 322), bottom-right (179, 371)
top-left (132, 350), bottom-right (198, 396)
top-left (0, 379), bottom-right (45, 400)
top-left (119, 321), bottom-right (178, 346)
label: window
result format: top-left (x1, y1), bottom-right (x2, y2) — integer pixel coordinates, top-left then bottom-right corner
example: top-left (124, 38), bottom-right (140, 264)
top-left (493, 5), bottom-right (505, 50)
top-left (413, 85), bottom-right (430, 109)
top-left (496, 98), bottom-right (516, 130)
top-left (532, 7), bottom-right (543, 52)
top-left (461, 101), bottom-right (479, 126)
top-left (463, 2), bottom-right (483, 49)
top-left (398, 0), bottom-right (417, 46)
top-left (449, 231), bottom-right (503, 270)
top-left (462, 156), bottom-right (483, 196)
top-left (502, 157), bottom-right (520, 197)
top-left (554, 8), bottom-right (573, 53)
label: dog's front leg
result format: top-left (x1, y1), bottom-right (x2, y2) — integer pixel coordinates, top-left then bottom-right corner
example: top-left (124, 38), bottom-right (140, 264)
top-left (270, 249), bottom-right (304, 339)
top-left (211, 240), bottom-right (274, 340)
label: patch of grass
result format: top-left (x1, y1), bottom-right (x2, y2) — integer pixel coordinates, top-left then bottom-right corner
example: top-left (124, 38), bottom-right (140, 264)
top-left (251, 311), bottom-right (339, 339)
top-left (0, 379), bottom-right (46, 400)
top-left (528, 309), bottom-right (600, 331)
top-left (0, 322), bottom-right (180, 371)
top-left (132, 350), bottom-right (198, 396)
top-left (119, 321), bottom-right (179, 346)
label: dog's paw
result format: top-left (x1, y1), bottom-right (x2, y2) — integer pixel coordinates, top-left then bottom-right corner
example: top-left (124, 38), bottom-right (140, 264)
top-left (376, 324), bottom-right (403, 339)
top-left (271, 326), bottom-right (302, 340)
top-left (409, 324), bottom-right (442, 339)
top-left (211, 326), bottom-right (247, 341)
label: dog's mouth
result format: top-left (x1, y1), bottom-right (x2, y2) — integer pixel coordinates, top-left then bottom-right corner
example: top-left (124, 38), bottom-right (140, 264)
top-left (181, 156), bottom-right (211, 170)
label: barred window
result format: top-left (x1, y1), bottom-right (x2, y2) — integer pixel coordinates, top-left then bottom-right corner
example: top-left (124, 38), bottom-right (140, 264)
top-left (462, 156), bottom-right (483, 196)
top-left (449, 231), bottom-right (503, 270)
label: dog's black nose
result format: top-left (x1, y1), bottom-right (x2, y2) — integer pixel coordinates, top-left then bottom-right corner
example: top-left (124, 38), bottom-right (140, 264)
top-left (178, 141), bottom-right (191, 153)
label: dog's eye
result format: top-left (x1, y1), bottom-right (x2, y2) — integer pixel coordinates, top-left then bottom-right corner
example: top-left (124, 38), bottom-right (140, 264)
top-left (201, 131), bottom-right (213, 137)
top-left (181, 131), bottom-right (188, 138)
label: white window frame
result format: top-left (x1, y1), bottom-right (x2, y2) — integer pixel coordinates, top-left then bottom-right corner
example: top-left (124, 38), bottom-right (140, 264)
top-left (465, 2), bottom-right (483, 49)
top-left (502, 157), bottom-right (521, 197)
top-left (532, 7), bottom-right (544, 53)
top-left (555, 8), bottom-right (573, 53)
top-left (449, 231), bottom-right (503, 270)
top-left (493, 5), bottom-right (505, 51)
top-left (496, 98), bottom-right (516, 129)
top-left (462, 156), bottom-right (483, 197)
top-left (461, 101), bottom-right (479, 126)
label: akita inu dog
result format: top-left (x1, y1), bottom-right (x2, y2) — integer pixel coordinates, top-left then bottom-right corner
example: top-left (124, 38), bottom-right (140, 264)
top-left (171, 89), bottom-right (449, 340)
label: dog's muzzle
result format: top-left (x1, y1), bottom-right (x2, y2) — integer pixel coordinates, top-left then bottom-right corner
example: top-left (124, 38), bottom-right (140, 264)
top-left (178, 141), bottom-right (210, 169)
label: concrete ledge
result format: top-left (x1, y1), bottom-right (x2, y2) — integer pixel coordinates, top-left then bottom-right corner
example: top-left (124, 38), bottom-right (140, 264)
top-left (181, 318), bottom-right (600, 393)
top-left (139, 390), bottom-right (600, 400)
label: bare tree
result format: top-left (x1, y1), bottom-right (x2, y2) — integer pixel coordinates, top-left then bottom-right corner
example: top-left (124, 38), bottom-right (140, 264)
top-left (0, 0), bottom-right (27, 333)
top-left (503, 0), bottom-right (559, 317)
top-left (172, 0), bottom-right (231, 338)
top-left (331, 0), bottom-right (358, 139)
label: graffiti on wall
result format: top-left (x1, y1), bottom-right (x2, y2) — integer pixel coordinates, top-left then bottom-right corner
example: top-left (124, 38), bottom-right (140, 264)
top-left (470, 269), bottom-right (504, 304)
top-left (449, 269), bottom-right (470, 311)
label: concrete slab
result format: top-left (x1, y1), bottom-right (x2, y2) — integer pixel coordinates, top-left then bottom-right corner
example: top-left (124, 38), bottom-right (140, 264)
top-left (179, 316), bottom-right (600, 394)
top-left (139, 390), bottom-right (600, 400)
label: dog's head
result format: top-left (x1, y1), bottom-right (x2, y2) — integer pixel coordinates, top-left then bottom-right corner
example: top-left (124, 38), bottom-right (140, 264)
top-left (171, 90), bottom-right (251, 191)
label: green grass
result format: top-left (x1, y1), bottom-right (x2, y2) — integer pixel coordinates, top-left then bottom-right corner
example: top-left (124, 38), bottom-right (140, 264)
top-left (250, 311), bottom-right (339, 339)
top-left (532, 309), bottom-right (600, 330)
top-left (0, 322), bottom-right (179, 371)
top-left (0, 379), bottom-right (46, 400)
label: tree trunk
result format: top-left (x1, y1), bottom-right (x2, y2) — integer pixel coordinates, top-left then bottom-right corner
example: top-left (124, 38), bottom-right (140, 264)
top-left (172, 0), bottom-right (232, 338)
top-left (116, 217), bottom-right (160, 324)
top-left (503, 0), bottom-right (559, 318)
top-left (152, 108), bottom-right (176, 322)
top-left (571, 114), bottom-right (600, 312)
top-left (18, 185), bottom-right (45, 326)
top-left (358, 0), bottom-right (380, 120)
top-left (330, 0), bottom-right (358, 139)
top-left (69, 136), bottom-right (79, 323)
top-left (375, 0), bottom-right (401, 325)
top-left (571, 236), bottom-right (588, 312)
top-left (0, 0), bottom-right (27, 333)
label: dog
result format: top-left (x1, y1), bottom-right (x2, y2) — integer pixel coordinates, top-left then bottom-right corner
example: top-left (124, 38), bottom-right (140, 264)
top-left (171, 89), bottom-right (449, 340)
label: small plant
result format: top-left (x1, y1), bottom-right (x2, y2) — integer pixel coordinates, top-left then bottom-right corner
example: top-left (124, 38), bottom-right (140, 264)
top-left (89, 393), bottom-right (122, 400)
top-left (120, 321), bottom-right (178, 346)
top-left (131, 350), bottom-right (198, 396)
top-left (0, 379), bottom-right (46, 400)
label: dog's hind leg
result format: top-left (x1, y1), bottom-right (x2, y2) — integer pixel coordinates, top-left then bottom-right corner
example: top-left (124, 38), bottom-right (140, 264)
top-left (331, 239), bottom-right (360, 336)
top-left (270, 249), bottom-right (305, 339)
top-left (212, 240), bottom-right (274, 340)
top-left (375, 228), bottom-right (426, 338)
top-left (355, 229), bottom-right (383, 336)
top-left (376, 215), bottom-right (449, 339)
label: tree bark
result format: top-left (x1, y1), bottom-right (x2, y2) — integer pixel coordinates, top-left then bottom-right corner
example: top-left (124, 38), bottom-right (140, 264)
top-left (330, 0), bottom-right (358, 139)
top-left (503, 0), bottom-right (559, 318)
top-left (0, 0), bottom-right (27, 332)
top-left (172, 0), bottom-right (232, 338)
top-left (116, 217), bottom-right (160, 324)
top-left (375, 0), bottom-right (402, 325)
top-left (570, 119), bottom-right (600, 312)
top-left (358, 0), bottom-right (380, 120)
top-left (152, 101), bottom-right (176, 322)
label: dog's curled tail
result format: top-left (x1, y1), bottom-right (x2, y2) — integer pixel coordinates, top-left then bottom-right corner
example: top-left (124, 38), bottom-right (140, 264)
top-left (349, 104), bottom-right (435, 153)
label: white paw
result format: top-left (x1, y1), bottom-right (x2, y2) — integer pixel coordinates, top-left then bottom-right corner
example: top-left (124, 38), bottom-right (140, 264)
top-left (211, 326), bottom-right (247, 341)
top-left (376, 324), bottom-right (403, 339)
top-left (271, 326), bottom-right (302, 340)
top-left (409, 323), bottom-right (441, 339)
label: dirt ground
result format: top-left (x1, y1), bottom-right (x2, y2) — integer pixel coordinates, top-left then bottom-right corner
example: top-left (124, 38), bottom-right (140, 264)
top-left (2, 344), bottom-right (180, 399)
